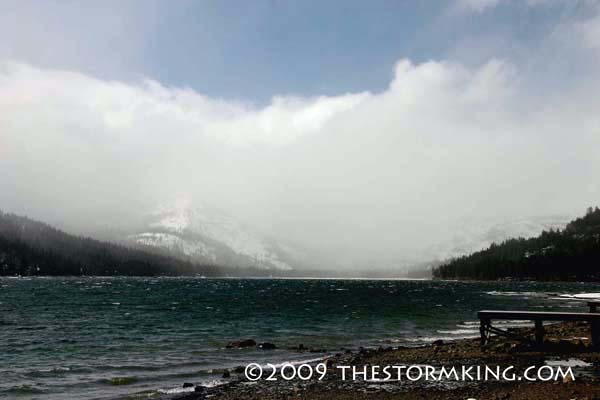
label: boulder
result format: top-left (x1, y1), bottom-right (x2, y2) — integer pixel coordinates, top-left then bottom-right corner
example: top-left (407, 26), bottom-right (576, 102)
top-left (183, 382), bottom-right (194, 388)
top-left (226, 339), bottom-right (256, 348)
top-left (258, 342), bottom-right (276, 350)
top-left (309, 347), bottom-right (326, 353)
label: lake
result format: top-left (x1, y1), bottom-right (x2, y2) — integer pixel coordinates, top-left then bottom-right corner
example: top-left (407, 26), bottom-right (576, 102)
top-left (1, 277), bottom-right (597, 399)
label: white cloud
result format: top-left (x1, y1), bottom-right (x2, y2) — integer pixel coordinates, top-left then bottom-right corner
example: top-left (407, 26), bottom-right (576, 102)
top-left (575, 12), bottom-right (600, 48)
top-left (456, 0), bottom-right (501, 13)
top-left (2, 6), bottom-right (600, 268)
top-left (456, 0), bottom-right (583, 13)
top-left (2, 50), bottom-right (599, 267)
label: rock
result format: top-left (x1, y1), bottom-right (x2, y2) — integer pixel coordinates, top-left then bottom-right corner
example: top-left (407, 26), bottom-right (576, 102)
top-left (259, 342), bottom-right (276, 350)
top-left (194, 385), bottom-right (205, 393)
top-left (432, 339), bottom-right (444, 346)
top-left (491, 343), bottom-right (508, 352)
top-left (222, 370), bottom-right (231, 378)
top-left (233, 365), bottom-right (245, 373)
top-left (226, 339), bottom-right (256, 348)
top-left (506, 343), bottom-right (518, 353)
top-left (183, 382), bottom-right (194, 388)
top-left (308, 347), bottom-right (326, 353)
top-left (556, 339), bottom-right (575, 352)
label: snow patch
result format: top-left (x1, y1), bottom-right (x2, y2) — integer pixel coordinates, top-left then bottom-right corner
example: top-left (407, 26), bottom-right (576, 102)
top-left (131, 197), bottom-right (293, 270)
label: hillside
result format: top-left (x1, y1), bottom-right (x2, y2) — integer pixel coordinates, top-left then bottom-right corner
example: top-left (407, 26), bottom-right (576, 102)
top-left (126, 197), bottom-right (306, 271)
top-left (433, 207), bottom-right (600, 281)
top-left (0, 211), bottom-right (221, 276)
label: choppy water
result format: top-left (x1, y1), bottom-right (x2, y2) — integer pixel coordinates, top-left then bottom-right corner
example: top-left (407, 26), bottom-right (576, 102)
top-left (1, 277), bottom-right (598, 399)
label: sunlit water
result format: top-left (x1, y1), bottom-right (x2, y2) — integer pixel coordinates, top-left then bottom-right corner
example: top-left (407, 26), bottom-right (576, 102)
top-left (1, 277), bottom-right (598, 399)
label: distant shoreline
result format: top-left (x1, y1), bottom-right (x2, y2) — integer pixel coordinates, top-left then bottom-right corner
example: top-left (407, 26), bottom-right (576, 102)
top-left (7, 275), bottom-right (600, 283)
top-left (14, 274), bottom-right (595, 282)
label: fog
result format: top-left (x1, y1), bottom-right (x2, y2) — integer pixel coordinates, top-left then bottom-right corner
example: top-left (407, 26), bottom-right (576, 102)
top-left (1, 1), bottom-right (600, 269)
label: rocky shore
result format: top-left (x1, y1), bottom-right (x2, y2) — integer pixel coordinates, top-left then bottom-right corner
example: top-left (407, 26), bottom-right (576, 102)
top-left (170, 322), bottom-right (600, 400)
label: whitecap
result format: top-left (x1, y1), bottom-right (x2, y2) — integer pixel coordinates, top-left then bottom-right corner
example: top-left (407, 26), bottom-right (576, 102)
top-left (546, 358), bottom-right (592, 367)
top-left (485, 291), bottom-right (548, 298)
top-left (560, 293), bottom-right (600, 299)
top-left (405, 335), bottom-right (479, 343)
top-left (436, 329), bottom-right (479, 335)
top-left (158, 386), bottom-right (196, 394)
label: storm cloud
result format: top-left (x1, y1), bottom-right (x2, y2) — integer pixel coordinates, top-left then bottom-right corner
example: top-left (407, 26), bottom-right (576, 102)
top-left (1, 1), bottom-right (600, 268)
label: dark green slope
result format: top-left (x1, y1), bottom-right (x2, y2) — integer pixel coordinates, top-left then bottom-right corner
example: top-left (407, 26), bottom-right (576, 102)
top-left (0, 211), bottom-right (220, 276)
top-left (433, 207), bottom-right (600, 281)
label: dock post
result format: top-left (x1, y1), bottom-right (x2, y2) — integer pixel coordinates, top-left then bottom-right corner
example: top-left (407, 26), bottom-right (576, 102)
top-left (480, 319), bottom-right (489, 346)
top-left (535, 320), bottom-right (544, 346)
top-left (592, 321), bottom-right (600, 347)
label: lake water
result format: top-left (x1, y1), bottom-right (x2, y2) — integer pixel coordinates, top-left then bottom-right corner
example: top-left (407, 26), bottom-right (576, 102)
top-left (1, 277), bottom-right (598, 399)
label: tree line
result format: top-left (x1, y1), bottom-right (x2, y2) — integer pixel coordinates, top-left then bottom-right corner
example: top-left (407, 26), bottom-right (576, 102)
top-left (433, 207), bottom-right (600, 281)
top-left (0, 211), bottom-right (221, 276)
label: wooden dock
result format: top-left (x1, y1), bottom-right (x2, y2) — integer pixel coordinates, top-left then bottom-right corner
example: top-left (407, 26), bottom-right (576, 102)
top-left (478, 307), bottom-right (600, 346)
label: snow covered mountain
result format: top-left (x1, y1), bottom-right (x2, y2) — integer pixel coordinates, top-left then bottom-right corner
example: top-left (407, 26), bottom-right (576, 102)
top-left (127, 197), bottom-right (295, 270)
top-left (423, 214), bottom-right (575, 262)
top-left (127, 197), bottom-right (576, 274)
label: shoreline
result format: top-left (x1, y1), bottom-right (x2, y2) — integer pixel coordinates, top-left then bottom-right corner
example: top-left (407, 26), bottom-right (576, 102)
top-left (167, 321), bottom-right (600, 400)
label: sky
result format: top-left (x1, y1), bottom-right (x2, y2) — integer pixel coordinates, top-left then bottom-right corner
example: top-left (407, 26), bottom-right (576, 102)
top-left (1, 0), bottom-right (600, 269)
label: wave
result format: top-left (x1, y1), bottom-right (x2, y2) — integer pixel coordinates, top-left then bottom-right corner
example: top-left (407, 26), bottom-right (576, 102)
top-left (157, 379), bottom-right (224, 394)
top-left (560, 292), bottom-right (600, 299)
top-left (262, 356), bottom-right (329, 369)
top-left (158, 386), bottom-right (197, 394)
top-left (25, 366), bottom-right (71, 377)
top-left (15, 325), bottom-right (48, 331)
top-left (405, 335), bottom-right (480, 343)
top-left (485, 291), bottom-right (549, 298)
top-left (3, 384), bottom-right (46, 395)
top-left (105, 376), bottom-right (138, 385)
top-left (436, 329), bottom-right (479, 335)
top-left (428, 319), bottom-right (535, 341)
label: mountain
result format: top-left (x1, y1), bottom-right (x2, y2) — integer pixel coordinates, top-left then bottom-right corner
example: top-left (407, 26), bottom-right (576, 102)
top-left (127, 197), bottom-right (301, 271)
top-left (0, 211), bottom-right (220, 276)
top-left (433, 207), bottom-right (600, 281)
top-left (422, 215), bottom-right (574, 262)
